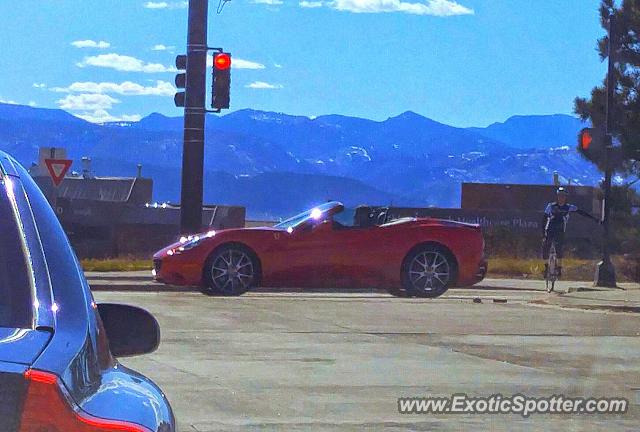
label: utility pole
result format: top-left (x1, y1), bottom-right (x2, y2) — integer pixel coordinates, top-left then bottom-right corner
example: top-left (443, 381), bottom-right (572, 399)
top-left (595, 12), bottom-right (618, 287)
top-left (180, 0), bottom-right (209, 234)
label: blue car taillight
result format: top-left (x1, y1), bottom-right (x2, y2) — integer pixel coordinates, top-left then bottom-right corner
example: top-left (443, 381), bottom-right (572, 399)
top-left (19, 369), bottom-right (152, 432)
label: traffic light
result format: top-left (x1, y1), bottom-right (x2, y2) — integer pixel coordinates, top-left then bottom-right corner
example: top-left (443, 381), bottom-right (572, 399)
top-left (212, 52), bottom-right (231, 110)
top-left (577, 127), bottom-right (606, 163)
top-left (174, 54), bottom-right (187, 107)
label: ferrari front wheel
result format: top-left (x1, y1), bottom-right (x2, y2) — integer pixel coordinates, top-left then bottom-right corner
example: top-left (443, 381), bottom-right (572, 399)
top-left (402, 245), bottom-right (456, 298)
top-left (203, 245), bottom-right (259, 296)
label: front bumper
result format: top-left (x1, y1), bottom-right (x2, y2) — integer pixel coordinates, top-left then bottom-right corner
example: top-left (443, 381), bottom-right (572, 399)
top-left (152, 249), bottom-right (204, 287)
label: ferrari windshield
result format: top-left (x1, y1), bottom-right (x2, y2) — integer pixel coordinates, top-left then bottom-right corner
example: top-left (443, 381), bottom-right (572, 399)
top-left (274, 202), bottom-right (342, 230)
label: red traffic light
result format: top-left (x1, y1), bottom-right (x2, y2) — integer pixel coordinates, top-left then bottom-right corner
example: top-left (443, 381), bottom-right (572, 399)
top-left (580, 129), bottom-right (593, 150)
top-left (214, 53), bottom-right (231, 70)
top-left (577, 127), bottom-right (608, 164)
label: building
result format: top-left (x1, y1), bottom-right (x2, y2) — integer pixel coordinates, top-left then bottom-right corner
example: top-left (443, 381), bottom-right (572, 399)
top-left (387, 181), bottom-right (603, 258)
top-left (31, 148), bottom-right (245, 258)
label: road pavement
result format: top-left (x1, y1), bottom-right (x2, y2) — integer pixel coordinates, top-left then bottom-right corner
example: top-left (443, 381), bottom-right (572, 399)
top-left (93, 275), bottom-right (640, 431)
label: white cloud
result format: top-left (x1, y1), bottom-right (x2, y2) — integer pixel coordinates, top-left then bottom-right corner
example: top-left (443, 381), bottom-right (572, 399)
top-left (52, 80), bottom-right (176, 97)
top-left (253, 0), bottom-right (284, 4)
top-left (56, 93), bottom-right (141, 124)
top-left (77, 53), bottom-right (176, 73)
top-left (307, 0), bottom-right (473, 15)
top-left (143, 1), bottom-right (188, 9)
top-left (0, 97), bottom-right (18, 105)
top-left (233, 58), bottom-right (266, 70)
top-left (152, 44), bottom-right (174, 51)
top-left (74, 110), bottom-right (142, 124)
top-left (300, 1), bottom-right (323, 7)
top-left (71, 40), bottom-right (111, 49)
top-left (28, 101), bottom-right (37, 107)
top-left (32, 83), bottom-right (46, 89)
top-left (206, 55), bottom-right (266, 70)
top-left (246, 81), bottom-right (283, 89)
top-left (144, 1), bottom-right (168, 8)
top-left (274, 63), bottom-right (283, 68)
top-left (57, 93), bottom-right (119, 111)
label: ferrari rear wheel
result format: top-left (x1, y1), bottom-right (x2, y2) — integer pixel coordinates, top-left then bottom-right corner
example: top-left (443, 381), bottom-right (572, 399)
top-left (204, 245), bottom-right (258, 296)
top-left (402, 245), bottom-right (456, 298)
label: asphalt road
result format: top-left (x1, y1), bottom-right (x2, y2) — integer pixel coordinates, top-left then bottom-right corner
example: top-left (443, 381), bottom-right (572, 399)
top-left (94, 281), bottom-right (640, 432)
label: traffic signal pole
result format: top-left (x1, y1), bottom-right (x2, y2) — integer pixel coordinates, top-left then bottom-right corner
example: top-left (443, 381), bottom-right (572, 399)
top-left (180, 0), bottom-right (209, 234)
top-left (595, 12), bottom-right (617, 287)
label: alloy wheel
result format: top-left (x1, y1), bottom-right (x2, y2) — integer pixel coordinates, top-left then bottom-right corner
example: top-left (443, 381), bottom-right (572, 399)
top-left (408, 250), bottom-right (451, 293)
top-left (210, 249), bottom-right (254, 294)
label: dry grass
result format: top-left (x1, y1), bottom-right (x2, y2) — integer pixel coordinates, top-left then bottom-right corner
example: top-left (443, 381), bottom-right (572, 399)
top-left (488, 258), bottom-right (591, 280)
top-left (81, 258), bottom-right (152, 272)
top-left (79, 255), bottom-right (639, 282)
top-left (488, 255), bottom-right (638, 282)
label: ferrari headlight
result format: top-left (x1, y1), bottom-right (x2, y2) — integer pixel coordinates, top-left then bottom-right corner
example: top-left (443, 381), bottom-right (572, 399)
top-left (181, 235), bottom-right (204, 251)
top-left (173, 231), bottom-right (214, 254)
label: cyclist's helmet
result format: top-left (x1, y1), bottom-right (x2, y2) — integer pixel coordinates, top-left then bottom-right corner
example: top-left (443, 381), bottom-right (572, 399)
top-left (556, 187), bottom-right (569, 195)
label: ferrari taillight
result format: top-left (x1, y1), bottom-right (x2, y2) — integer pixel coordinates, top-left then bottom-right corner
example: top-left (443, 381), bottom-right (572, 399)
top-left (19, 369), bottom-right (151, 432)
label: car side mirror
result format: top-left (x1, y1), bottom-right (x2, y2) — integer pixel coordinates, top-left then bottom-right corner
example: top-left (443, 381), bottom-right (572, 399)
top-left (98, 303), bottom-right (160, 357)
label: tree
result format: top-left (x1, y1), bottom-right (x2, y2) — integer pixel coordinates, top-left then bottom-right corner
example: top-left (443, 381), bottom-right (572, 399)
top-left (574, 0), bottom-right (640, 176)
top-left (608, 184), bottom-right (640, 254)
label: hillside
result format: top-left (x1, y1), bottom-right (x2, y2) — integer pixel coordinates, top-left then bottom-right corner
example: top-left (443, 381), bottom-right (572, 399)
top-left (0, 103), bottom-right (602, 217)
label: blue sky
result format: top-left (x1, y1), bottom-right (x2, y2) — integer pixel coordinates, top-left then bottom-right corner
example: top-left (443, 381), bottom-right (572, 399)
top-left (0, 0), bottom-right (606, 127)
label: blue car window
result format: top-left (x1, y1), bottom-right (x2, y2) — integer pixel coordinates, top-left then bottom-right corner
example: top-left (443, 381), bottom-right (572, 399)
top-left (0, 175), bottom-right (32, 329)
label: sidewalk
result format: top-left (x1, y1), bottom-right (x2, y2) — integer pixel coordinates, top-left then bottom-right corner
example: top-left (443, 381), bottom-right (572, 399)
top-left (534, 281), bottom-right (640, 313)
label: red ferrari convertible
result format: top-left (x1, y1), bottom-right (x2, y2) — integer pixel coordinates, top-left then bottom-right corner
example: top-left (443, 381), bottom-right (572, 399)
top-left (153, 201), bottom-right (487, 298)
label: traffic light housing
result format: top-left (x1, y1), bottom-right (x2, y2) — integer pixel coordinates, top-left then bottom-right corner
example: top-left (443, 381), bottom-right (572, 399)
top-left (174, 54), bottom-right (187, 107)
top-left (212, 53), bottom-right (231, 110)
top-left (174, 51), bottom-right (231, 111)
top-left (577, 127), bottom-right (606, 163)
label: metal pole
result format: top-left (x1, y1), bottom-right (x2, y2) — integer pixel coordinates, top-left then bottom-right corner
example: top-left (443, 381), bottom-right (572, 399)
top-left (180, 0), bottom-right (208, 234)
top-left (595, 12), bottom-right (617, 287)
top-left (49, 148), bottom-right (59, 214)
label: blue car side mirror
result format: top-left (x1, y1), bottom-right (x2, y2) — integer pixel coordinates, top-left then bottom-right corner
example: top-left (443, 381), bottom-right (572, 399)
top-left (98, 303), bottom-right (161, 357)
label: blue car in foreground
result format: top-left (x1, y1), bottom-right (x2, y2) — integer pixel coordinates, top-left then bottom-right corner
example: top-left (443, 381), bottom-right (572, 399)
top-left (0, 151), bottom-right (175, 432)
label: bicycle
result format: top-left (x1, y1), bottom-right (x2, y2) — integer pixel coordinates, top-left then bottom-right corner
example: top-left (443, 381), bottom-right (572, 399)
top-left (545, 241), bottom-right (559, 293)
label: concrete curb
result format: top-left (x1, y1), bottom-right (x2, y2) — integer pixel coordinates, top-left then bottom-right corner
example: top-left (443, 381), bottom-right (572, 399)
top-left (89, 282), bottom-right (200, 292)
top-left (529, 299), bottom-right (640, 314)
top-left (88, 276), bottom-right (152, 282)
top-left (88, 282), bottom-right (391, 294)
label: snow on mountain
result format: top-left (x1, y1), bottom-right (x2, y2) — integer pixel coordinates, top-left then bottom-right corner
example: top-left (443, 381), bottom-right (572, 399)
top-left (0, 103), bottom-right (602, 215)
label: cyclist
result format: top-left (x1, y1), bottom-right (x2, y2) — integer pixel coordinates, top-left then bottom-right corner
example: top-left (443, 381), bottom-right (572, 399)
top-left (542, 187), bottom-right (600, 278)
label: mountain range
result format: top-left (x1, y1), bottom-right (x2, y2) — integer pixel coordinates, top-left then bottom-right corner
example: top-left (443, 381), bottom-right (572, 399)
top-left (0, 103), bottom-right (598, 218)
